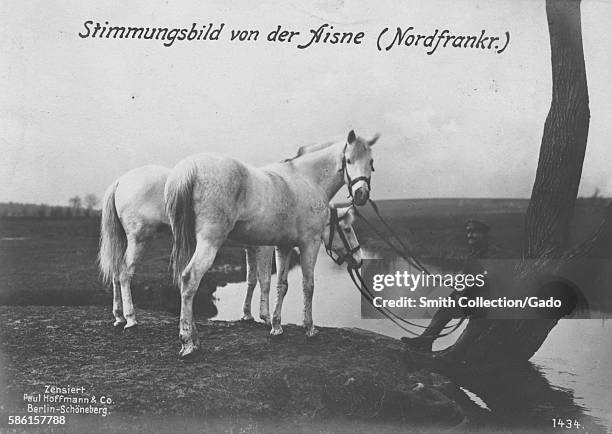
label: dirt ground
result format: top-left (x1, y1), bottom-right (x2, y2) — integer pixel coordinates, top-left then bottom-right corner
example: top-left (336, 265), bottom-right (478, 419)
top-left (0, 306), bottom-right (482, 433)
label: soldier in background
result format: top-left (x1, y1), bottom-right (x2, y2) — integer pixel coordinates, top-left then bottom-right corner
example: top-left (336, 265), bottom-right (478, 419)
top-left (465, 219), bottom-right (490, 259)
top-left (401, 219), bottom-right (490, 351)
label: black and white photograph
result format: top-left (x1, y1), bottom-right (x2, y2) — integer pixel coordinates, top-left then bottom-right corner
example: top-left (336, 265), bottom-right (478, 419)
top-left (1, 0), bottom-right (611, 432)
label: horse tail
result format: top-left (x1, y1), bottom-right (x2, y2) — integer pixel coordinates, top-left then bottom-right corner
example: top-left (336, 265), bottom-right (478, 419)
top-left (165, 162), bottom-right (198, 286)
top-left (98, 180), bottom-right (127, 284)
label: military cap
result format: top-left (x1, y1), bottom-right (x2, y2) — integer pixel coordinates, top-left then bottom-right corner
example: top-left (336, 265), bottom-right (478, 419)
top-left (465, 219), bottom-right (490, 233)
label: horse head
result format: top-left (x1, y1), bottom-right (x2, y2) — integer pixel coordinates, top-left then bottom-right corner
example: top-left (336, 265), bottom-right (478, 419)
top-left (323, 205), bottom-right (362, 269)
top-left (341, 130), bottom-right (379, 206)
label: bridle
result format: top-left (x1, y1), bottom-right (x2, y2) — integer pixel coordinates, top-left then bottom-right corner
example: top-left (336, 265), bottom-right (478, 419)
top-left (327, 204), bottom-right (465, 338)
top-left (328, 142), bottom-right (372, 267)
top-left (324, 207), bottom-right (362, 269)
top-left (331, 143), bottom-right (468, 339)
top-left (338, 142), bottom-right (373, 200)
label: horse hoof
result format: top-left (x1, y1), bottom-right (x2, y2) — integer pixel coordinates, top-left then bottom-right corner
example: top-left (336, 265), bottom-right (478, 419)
top-left (123, 323), bottom-right (138, 332)
top-left (305, 328), bottom-right (319, 338)
top-left (270, 326), bottom-right (283, 337)
top-left (113, 319), bottom-right (126, 328)
top-left (179, 343), bottom-right (200, 360)
top-left (260, 315), bottom-right (271, 325)
top-left (240, 315), bottom-right (255, 322)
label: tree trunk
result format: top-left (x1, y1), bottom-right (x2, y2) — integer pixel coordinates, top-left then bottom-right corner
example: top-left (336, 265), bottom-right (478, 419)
top-left (435, 0), bottom-right (591, 366)
top-left (524, 0), bottom-right (590, 258)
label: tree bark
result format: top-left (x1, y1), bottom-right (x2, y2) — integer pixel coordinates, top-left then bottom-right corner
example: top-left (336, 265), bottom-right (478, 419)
top-left (435, 0), bottom-right (591, 366)
top-left (525, 0), bottom-right (590, 258)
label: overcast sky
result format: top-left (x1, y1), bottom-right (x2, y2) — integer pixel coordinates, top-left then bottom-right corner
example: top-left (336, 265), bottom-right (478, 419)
top-left (1, 0), bottom-right (611, 205)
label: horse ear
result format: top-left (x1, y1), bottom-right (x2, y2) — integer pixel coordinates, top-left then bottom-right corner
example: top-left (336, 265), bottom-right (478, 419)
top-left (336, 206), bottom-right (355, 224)
top-left (368, 133), bottom-right (380, 147)
top-left (344, 207), bottom-right (356, 225)
top-left (347, 130), bottom-right (356, 145)
top-left (335, 205), bottom-right (349, 219)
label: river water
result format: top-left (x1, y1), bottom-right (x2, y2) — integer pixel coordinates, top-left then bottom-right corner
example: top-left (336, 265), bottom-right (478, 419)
top-left (213, 252), bottom-right (611, 431)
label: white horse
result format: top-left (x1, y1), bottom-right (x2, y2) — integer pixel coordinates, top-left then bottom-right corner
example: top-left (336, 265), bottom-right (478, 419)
top-left (165, 130), bottom-right (379, 357)
top-left (243, 205), bottom-right (360, 336)
top-left (98, 165), bottom-right (275, 329)
top-left (97, 145), bottom-right (355, 329)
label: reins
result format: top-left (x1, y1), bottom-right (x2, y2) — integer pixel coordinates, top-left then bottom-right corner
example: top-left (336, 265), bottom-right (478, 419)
top-left (341, 199), bottom-right (465, 335)
top-left (324, 202), bottom-right (439, 335)
top-left (347, 265), bottom-right (465, 337)
top-left (357, 199), bottom-right (431, 274)
top-left (334, 145), bottom-right (465, 338)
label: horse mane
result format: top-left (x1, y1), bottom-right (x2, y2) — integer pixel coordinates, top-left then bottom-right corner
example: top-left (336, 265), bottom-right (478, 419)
top-left (281, 140), bottom-right (337, 163)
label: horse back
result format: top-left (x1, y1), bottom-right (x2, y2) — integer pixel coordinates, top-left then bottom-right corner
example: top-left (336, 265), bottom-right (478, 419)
top-left (170, 154), bottom-right (251, 228)
top-left (115, 165), bottom-right (170, 229)
top-left (172, 153), bottom-right (328, 246)
top-left (232, 164), bottom-right (328, 245)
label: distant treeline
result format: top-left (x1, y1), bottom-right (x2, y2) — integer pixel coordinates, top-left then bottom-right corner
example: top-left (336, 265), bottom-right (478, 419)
top-left (1, 195), bottom-right (607, 220)
top-left (0, 202), bottom-right (101, 219)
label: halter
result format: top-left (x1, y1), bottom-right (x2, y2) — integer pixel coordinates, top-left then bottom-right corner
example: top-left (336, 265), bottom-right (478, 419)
top-left (325, 207), bottom-right (362, 268)
top-left (339, 142), bottom-right (372, 199)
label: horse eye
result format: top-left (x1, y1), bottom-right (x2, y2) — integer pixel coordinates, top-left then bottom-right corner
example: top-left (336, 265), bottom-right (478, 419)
top-left (343, 228), bottom-right (351, 234)
top-left (346, 159), bottom-right (352, 164)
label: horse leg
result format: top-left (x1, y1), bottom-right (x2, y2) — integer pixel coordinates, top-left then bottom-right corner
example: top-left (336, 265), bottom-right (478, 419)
top-left (300, 240), bottom-right (321, 338)
top-left (257, 246), bottom-right (274, 325)
top-left (178, 234), bottom-right (223, 358)
top-left (270, 246), bottom-right (292, 336)
top-left (241, 246), bottom-right (258, 321)
top-left (119, 236), bottom-right (145, 330)
top-left (111, 276), bottom-right (125, 327)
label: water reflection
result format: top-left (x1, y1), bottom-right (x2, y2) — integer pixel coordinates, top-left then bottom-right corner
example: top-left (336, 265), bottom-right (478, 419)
top-left (447, 363), bottom-right (602, 431)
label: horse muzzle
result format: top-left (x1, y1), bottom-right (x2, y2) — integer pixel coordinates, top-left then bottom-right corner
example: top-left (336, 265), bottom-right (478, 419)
top-left (345, 247), bottom-right (363, 269)
top-left (353, 187), bottom-right (369, 206)
top-left (346, 256), bottom-right (363, 270)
